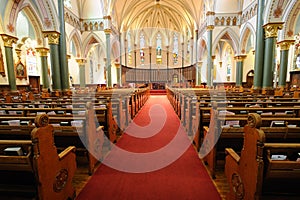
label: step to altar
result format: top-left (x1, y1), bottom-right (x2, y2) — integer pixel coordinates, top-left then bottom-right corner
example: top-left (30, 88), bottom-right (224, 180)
top-left (150, 89), bottom-right (167, 95)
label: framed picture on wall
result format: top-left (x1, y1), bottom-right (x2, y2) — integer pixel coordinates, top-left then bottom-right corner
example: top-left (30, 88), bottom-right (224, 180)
top-left (15, 61), bottom-right (27, 80)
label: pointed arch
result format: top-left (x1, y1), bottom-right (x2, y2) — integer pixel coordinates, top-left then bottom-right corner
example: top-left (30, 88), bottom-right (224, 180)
top-left (82, 33), bottom-right (105, 58)
top-left (68, 30), bottom-right (82, 58)
top-left (198, 38), bottom-right (208, 61)
top-left (240, 22), bottom-right (255, 54)
top-left (111, 40), bottom-right (120, 62)
top-left (4, 0), bottom-right (59, 36)
top-left (281, 0), bottom-right (300, 40)
top-left (212, 27), bottom-right (239, 55)
top-left (17, 5), bottom-right (44, 45)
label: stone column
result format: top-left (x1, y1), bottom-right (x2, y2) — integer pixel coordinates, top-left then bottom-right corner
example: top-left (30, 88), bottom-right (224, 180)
top-left (76, 58), bottom-right (87, 88)
top-left (207, 25), bottom-right (214, 88)
top-left (262, 22), bottom-right (283, 94)
top-left (195, 30), bottom-right (201, 86)
top-left (181, 42), bottom-right (184, 86)
top-left (36, 47), bottom-right (50, 91)
top-left (118, 34), bottom-right (122, 85)
top-left (277, 40), bottom-right (295, 89)
top-left (0, 34), bottom-right (18, 91)
top-left (234, 55), bottom-right (247, 87)
top-left (134, 47), bottom-right (137, 83)
top-left (44, 31), bottom-right (62, 91)
top-left (166, 46), bottom-right (169, 82)
top-left (104, 28), bottom-right (112, 88)
top-left (58, 0), bottom-right (69, 92)
top-left (253, 0), bottom-right (266, 92)
top-left (149, 46), bottom-right (152, 82)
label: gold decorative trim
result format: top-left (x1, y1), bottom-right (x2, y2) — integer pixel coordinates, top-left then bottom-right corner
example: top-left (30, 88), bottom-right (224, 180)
top-left (206, 11), bottom-right (215, 16)
top-left (206, 25), bottom-right (215, 30)
top-left (263, 22), bottom-right (284, 38)
top-left (277, 40), bottom-right (295, 51)
top-left (103, 16), bottom-right (111, 20)
top-left (0, 34), bottom-right (18, 47)
top-left (234, 55), bottom-right (247, 62)
top-left (43, 31), bottom-right (60, 45)
top-left (76, 58), bottom-right (87, 65)
top-left (35, 47), bottom-right (50, 57)
top-left (104, 29), bottom-right (112, 34)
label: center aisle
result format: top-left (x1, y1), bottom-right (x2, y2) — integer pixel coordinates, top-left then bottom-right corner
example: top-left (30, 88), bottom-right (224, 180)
top-left (76, 95), bottom-right (221, 200)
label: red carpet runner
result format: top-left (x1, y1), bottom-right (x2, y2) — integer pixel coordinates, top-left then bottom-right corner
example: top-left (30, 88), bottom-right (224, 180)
top-left (76, 96), bottom-right (221, 200)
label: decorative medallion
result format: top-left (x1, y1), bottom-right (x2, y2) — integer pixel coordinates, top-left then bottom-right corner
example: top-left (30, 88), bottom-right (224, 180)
top-left (231, 173), bottom-right (244, 200)
top-left (53, 169), bottom-right (68, 193)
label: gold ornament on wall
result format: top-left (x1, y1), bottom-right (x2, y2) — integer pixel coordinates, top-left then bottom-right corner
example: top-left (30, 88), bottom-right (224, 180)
top-left (0, 46), bottom-right (5, 77)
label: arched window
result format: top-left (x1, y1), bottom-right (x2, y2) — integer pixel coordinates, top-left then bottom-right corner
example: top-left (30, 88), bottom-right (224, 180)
top-left (173, 33), bottom-right (178, 64)
top-left (225, 46), bottom-right (233, 81)
top-left (156, 33), bottom-right (162, 64)
top-left (140, 32), bottom-right (145, 64)
top-left (127, 32), bottom-right (132, 65)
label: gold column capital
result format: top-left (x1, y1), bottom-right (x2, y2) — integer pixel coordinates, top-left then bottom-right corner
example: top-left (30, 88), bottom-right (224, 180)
top-left (43, 31), bottom-right (60, 45)
top-left (234, 55), bottom-right (247, 62)
top-left (35, 47), bottom-right (50, 56)
top-left (115, 62), bottom-right (120, 68)
top-left (206, 11), bottom-right (215, 16)
top-left (76, 58), bottom-right (87, 65)
top-left (103, 15), bottom-right (112, 20)
top-left (207, 25), bottom-right (215, 31)
top-left (67, 54), bottom-right (71, 59)
top-left (104, 29), bottom-right (112, 34)
top-left (277, 40), bottom-right (295, 51)
top-left (212, 55), bottom-right (216, 60)
top-left (263, 22), bottom-right (284, 38)
top-left (0, 34), bottom-right (18, 47)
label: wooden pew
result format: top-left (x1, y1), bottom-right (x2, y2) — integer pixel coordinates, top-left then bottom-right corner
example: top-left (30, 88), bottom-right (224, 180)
top-left (200, 105), bottom-right (300, 178)
top-left (0, 114), bottom-right (76, 199)
top-left (225, 114), bottom-right (300, 199)
top-left (0, 103), bottom-right (104, 175)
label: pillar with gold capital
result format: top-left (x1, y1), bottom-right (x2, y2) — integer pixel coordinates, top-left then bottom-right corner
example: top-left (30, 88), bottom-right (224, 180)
top-left (262, 22), bottom-right (283, 93)
top-left (1, 34), bottom-right (18, 91)
top-left (253, 0), bottom-right (265, 91)
top-left (207, 25), bottom-right (214, 88)
top-left (43, 31), bottom-right (62, 91)
top-left (277, 40), bottom-right (294, 88)
top-left (235, 55), bottom-right (247, 87)
top-left (104, 28), bottom-right (112, 88)
top-left (36, 47), bottom-right (50, 90)
top-left (76, 58), bottom-right (87, 88)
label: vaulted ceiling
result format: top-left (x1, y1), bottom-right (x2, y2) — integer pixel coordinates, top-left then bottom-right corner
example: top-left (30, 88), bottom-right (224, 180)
top-left (111, 0), bottom-right (205, 34)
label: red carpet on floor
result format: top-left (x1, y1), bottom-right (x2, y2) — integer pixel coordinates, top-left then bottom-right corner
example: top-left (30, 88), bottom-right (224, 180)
top-left (76, 95), bottom-right (221, 200)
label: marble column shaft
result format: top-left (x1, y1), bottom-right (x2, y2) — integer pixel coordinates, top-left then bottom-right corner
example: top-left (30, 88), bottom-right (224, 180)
top-left (36, 47), bottom-right (50, 89)
top-left (44, 31), bottom-right (62, 91)
top-left (253, 0), bottom-right (265, 90)
top-left (278, 40), bottom-right (294, 88)
top-left (262, 23), bottom-right (283, 90)
top-left (1, 34), bottom-right (18, 91)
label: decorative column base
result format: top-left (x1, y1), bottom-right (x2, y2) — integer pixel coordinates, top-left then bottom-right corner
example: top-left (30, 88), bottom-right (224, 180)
top-left (262, 88), bottom-right (274, 95)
